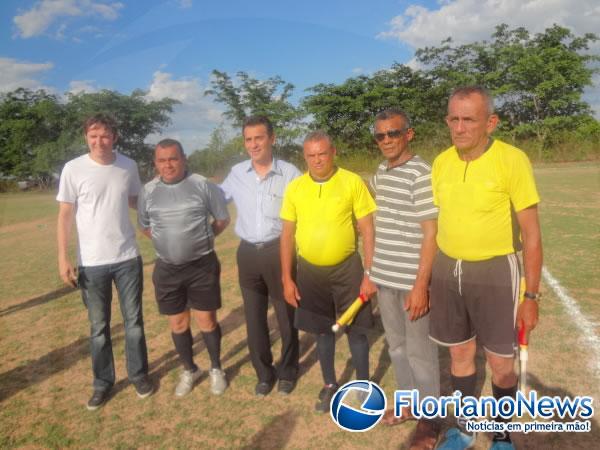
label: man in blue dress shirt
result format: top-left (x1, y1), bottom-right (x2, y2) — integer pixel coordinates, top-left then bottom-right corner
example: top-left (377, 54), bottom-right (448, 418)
top-left (221, 115), bottom-right (301, 396)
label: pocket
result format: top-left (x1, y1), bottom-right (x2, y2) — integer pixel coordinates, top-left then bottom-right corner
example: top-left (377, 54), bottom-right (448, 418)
top-left (472, 181), bottom-right (505, 212)
top-left (264, 193), bottom-right (283, 219)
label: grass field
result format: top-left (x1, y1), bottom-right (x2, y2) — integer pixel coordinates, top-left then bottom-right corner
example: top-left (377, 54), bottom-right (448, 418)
top-left (0, 162), bottom-right (598, 449)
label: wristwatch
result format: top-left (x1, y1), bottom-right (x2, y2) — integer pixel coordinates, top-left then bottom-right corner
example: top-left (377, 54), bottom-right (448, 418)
top-left (364, 269), bottom-right (371, 277)
top-left (524, 291), bottom-right (542, 301)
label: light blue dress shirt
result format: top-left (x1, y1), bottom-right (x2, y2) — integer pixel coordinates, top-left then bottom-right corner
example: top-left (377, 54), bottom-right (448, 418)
top-left (221, 158), bottom-right (301, 243)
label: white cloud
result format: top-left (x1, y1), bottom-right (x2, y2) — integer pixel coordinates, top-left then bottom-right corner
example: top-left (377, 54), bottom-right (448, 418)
top-left (0, 57), bottom-right (54, 92)
top-left (379, 0), bottom-right (600, 48)
top-left (177, 0), bottom-right (193, 8)
top-left (145, 71), bottom-right (225, 152)
top-left (68, 79), bottom-right (99, 94)
top-left (13, 0), bottom-right (124, 39)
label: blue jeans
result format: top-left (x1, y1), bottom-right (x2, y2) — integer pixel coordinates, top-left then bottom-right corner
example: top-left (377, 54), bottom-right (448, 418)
top-left (79, 256), bottom-right (149, 391)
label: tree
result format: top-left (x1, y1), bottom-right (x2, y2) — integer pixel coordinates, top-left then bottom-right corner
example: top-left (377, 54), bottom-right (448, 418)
top-left (187, 126), bottom-right (244, 177)
top-left (64, 89), bottom-right (178, 177)
top-left (0, 89), bottom-right (64, 180)
top-left (205, 70), bottom-right (305, 151)
top-left (416, 24), bottom-right (599, 143)
top-left (303, 64), bottom-right (444, 153)
top-left (0, 88), bottom-right (178, 183)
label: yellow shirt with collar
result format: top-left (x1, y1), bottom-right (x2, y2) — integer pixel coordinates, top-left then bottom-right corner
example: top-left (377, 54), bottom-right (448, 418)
top-left (432, 139), bottom-right (540, 261)
top-left (280, 167), bottom-right (376, 266)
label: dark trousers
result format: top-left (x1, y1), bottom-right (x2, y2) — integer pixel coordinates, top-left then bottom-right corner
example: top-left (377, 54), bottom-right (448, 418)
top-left (237, 239), bottom-right (299, 382)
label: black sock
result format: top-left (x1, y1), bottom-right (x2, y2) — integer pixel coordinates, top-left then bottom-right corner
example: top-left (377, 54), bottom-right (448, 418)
top-left (452, 373), bottom-right (477, 435)
top-left (492, 383), bottom-right (517, 443)
top-left (201, 324), bottom-right (222, 370)
top-left (347, 331), bottom-right (369, 380)
top-left (171, 329), bottom-right (197, 372)
top-left (316, 333), bottom-right (336, 385)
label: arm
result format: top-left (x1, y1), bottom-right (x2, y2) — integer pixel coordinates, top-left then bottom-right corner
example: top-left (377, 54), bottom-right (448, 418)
top-left (57, 202), bottom-right (77, 287)
top-left (280, 219), bottom-right (300, 307)
top-left (404, 219), bottom-right (438, 320)
top-left (516, 205), bottom-right (543, 334)
top-left (212, 217), bottom-right (230, 237)
top-left (356, 213), bottom-right (377, 299)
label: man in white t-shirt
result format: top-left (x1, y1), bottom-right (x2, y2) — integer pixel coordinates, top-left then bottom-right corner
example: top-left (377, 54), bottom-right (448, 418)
top-left (57, 114), bottom-right (152, 411)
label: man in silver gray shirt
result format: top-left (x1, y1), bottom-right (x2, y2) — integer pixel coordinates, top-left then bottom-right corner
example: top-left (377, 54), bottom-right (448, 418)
top-left (138, 138), bottom-right (230, 396)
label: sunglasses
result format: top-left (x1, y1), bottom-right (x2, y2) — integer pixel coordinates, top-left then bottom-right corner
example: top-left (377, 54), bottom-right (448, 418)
top-left (374, 129), bottom-right (406, 142)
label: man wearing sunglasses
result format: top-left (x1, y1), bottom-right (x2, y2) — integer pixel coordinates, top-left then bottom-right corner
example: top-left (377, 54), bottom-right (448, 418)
top-left (370, 109), bottom-right (441, 449)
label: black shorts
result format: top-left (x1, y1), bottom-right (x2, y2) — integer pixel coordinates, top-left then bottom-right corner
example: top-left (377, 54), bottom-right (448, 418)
top-left (429, 251), bottom-right (520, 357)
top-left (295, 252), bottom-right (373, 335)
top-left (152, 252), bottom-right (222, 315)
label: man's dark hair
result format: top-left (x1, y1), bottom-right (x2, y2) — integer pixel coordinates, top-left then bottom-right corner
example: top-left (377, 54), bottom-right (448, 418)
top-left (375, 108), bottom-right (412, 129)
top-left (156, 138), bottom-right (185, 157)
top-left (83, 114), bottom-right (118, 137)
top-left (242, 115), bottom-right (274, 137)
top-left (449, 86), bottom-right (495, 115)
top-left (303, 130), bottom-right (332, 146)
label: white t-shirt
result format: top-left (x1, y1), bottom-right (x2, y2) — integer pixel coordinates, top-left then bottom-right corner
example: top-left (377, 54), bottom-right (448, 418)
top-left (57, 152), bottom-right (141, 267)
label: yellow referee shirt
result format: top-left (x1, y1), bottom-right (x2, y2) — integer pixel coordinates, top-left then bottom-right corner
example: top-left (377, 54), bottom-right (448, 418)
top-left (280, 168), bottom-right (376, 266)
top-left (432, 140), bottom-right (540, 261)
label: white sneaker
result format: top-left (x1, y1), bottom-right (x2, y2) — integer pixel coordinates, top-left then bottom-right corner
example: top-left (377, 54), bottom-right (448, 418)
top-left (175, 369), bottom-right (202, 397)
top-left (209, 368), bottom-right (228, 395)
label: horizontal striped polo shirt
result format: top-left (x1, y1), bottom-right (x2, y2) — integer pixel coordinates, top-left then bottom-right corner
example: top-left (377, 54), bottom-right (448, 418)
top-left (370, 155), bottom-right (438, 291)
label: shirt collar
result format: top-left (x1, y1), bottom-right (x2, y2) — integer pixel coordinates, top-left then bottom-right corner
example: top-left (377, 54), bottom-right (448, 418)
top-left (243, 158), bottom-right (282, 176)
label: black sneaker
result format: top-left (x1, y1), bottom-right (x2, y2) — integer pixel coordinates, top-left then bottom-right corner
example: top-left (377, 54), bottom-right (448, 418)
top-left (87, 390), bottom-right (110, 411)
top-left (315, 384), bottom-right (339, 413)
top-left (255, 380), bottom-right (275, 397)
top-left (277, 379), bottom-right (296, 395)
top-left (134, 376), bottom-right (154, 399)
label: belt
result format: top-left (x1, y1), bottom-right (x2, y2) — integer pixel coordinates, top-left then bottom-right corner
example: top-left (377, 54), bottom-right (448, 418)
top-left (241, 238), bottom-right (279, 250)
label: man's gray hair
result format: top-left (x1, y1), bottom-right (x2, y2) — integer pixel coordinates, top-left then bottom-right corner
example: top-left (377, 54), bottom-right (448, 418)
top-left (374, 108), bottom-right (412, 129)
top-left (303, 130), bottom-right (332, 146)
top-left (449, 86), bottom-right (495, 115)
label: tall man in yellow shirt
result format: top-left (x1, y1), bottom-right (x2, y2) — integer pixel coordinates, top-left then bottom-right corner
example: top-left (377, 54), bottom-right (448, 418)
top-left (430, 86), bottom-right (542, 450)
top-left (280, 131), bottom-right (377, 413)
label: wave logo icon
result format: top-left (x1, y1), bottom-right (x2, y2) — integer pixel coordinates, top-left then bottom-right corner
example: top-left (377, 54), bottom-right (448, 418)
top-left (330, 380), bottom-right (387, 432)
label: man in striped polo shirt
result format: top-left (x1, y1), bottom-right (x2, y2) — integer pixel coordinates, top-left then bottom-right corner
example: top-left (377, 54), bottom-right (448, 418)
top-left (370, 109), bottom-right (441, 449)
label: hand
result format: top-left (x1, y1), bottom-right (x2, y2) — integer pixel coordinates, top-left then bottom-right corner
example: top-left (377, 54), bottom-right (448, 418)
top-left (283, 279), bottom-right (301, 308)
top-left (403, 285), bottom-right (429, 321)
top-left (359, 275), bottom-right (377, 299)
top-left (517, 298), bottom-right (539, 338)
top-left (59, 258), bottom-right (78, 288)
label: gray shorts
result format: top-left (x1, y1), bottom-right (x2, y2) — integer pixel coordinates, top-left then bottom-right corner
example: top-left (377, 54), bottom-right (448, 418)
top-left (429, 251), bottom-right (520, 357)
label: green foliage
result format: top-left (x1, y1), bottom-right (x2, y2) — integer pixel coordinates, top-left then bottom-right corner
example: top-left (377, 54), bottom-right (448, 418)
top-left (0, 88), bottom-right (178, 182)
top-left (415, 24), bottom-right (599, 146)
top-left (64, 89), bottom-right (178, 178)
top-left (304, 24), bottom-right (599, 156)
top-left (206, 70), bottom-right (305, 149)
top-left (187, 127), bottom-right (245, 178)
top-left (0, 89), bottom-right (64, 179)
top-left (303, 65), bottom-right (445, 153)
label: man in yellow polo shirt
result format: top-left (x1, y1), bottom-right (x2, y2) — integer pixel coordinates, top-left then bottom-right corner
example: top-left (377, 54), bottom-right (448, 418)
top-left (280, 130), bottom-right (377, 413)
top-left (430, 86), bottom-right (542, 450)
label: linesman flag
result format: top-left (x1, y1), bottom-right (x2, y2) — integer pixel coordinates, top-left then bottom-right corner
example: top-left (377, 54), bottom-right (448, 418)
top-left (332, 294), bottom-right (369, 332)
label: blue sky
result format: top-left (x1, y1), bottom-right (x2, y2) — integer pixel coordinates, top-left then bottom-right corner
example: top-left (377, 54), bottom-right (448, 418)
top-left (1, 0), bottom-right (598, 152)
